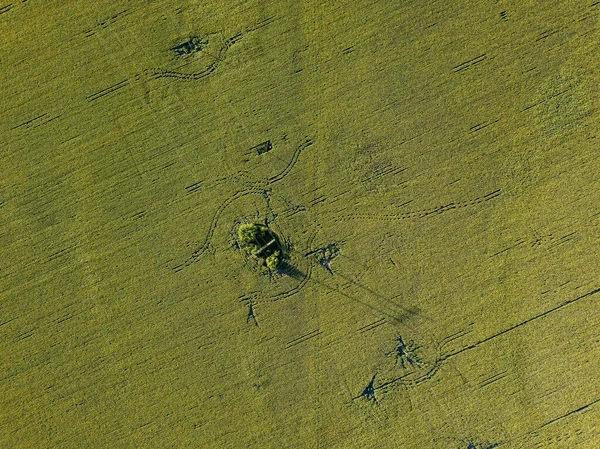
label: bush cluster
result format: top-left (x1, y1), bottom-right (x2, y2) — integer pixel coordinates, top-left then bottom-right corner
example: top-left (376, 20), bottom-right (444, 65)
top-left (237, 223), bottom-right (281, 270)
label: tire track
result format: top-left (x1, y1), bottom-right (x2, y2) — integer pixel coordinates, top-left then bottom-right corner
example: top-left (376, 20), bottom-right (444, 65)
top-left (372, 286), bottom-right (600, 394)
top-left (352, 287), bottom-right (598, 401)
top-left (0, 4), bottom-right (13, 15)
top-left (439, 286), bottom-right (600, 362)
top-left (285, 329), bottom-right (322, 349)
top-left (452, 53), bottom-right (488, 73)
top-left (355, 281), bottom-right (597, 400)
top-left (269, 261), bottom-right (314, 302)
top-left (86, 79), bottom-right (130, 102)
top-left (11, 113), bottom-right (62, 131)
top-left (500, 396), bottom-right (600, 447)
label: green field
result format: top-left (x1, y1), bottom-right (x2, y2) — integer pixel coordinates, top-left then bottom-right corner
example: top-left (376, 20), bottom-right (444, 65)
top-left (1, 1), bottom-right (599, 447)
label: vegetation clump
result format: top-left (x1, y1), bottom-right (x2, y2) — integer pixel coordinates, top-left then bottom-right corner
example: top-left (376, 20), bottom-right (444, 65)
top-left (306, 242), bottom-right (341, 275)
top-left (265, 251), bottom-right (281, 270)
top-left (237, 223), bottom-right (282, 271)
top-left (171, 37), bottom-right (208, 56)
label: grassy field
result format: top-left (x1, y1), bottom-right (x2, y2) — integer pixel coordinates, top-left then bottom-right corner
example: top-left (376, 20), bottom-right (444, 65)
top-left (1, 0), bottom-right (599, 447)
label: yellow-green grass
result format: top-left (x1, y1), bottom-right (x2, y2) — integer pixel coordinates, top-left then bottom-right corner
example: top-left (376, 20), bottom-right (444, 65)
top-left (1, 0), bottom-right (599, 447)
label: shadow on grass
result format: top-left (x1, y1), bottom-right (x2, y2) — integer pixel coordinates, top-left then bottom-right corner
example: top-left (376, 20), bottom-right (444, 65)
top-left (277, 261), bottom-right (305, 280)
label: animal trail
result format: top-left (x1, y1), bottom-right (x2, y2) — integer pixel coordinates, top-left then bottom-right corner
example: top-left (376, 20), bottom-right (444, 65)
top-left (341, 189), bottom-right (501, 222)
top-left (172, 188), bottom-right (263, 272)
top-left (148, 17), bottom-right (273, 82)
top-left (82, 9), bottom-right (129, 38)
top-left (351, 329), bottom-right (474, 405)
top-left (268, 139), bottom-right (313, 183)
top-left (356, 286), bottom-right (600, 403)
top-left (148, 32), bottom-right (243, 81)
top-left (265, 228), bottom-right (318, 303)
top-left (172, 138), bottom-right (313, 273)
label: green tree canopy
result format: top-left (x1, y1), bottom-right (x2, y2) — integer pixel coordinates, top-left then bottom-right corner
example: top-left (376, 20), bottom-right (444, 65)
top-left (265, 251), bottom-right (281, 271)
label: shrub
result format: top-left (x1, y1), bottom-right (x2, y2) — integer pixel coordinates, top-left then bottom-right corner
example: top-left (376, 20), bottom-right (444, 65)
top-left (265, 251), bottom-right (281, 271)
top-left (238, 223), bottom-right (259, 244)
top-left (237, 223), bottom-right (282, 272)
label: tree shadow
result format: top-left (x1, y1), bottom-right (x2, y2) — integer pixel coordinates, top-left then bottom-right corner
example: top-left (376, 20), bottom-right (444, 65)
top-left (277, 261), bottom-right (305, 281)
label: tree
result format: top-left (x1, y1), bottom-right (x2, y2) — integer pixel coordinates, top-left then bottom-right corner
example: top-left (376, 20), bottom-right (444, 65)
top-left (265, 251), bottom-right (281, 271)
top-left (238, 223), bottom-right (260, 244)
top-left (237, 223), bottom-right (283, 272)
